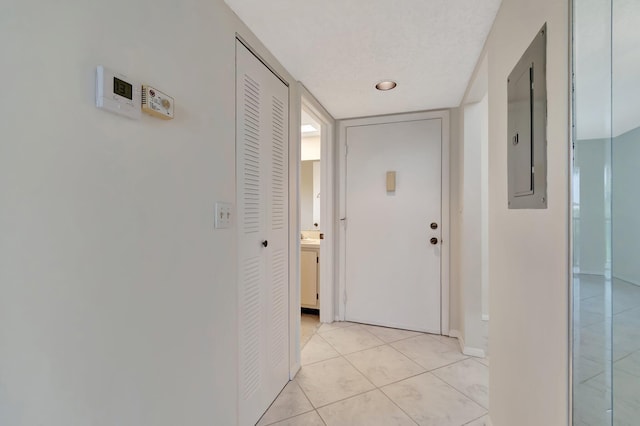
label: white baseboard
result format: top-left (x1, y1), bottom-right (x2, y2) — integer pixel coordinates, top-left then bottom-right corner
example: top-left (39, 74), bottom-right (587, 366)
top-left (576, 270), bottom-right (604, 276)
top-left (574, 272), bottom-right (640, 287)
top-left (448, 328), bottom-right (462, 340)
top-left (448, 329), bottom-right (487, 358)
top-left (463, 345), bottom-right (487, 358)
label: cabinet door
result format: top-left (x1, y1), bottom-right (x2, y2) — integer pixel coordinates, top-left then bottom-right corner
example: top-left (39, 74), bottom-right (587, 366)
top-left (301, 249), bottom-right (318, 308)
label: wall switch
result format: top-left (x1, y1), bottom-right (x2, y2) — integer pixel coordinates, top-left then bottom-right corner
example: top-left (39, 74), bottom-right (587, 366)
top-left (215, 202), bottom-right (232, 229)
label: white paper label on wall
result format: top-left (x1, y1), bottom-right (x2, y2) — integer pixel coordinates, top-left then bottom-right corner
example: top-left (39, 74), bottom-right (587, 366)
top-left (95, 66), bottom-right (141, 120)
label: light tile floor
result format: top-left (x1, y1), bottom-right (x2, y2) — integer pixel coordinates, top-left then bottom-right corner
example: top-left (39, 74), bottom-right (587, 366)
top-left (301, 313), bottom-right (321, 349)
top-left (258, 322), bottom-right (489, 426)
top-left (573, 274), bottom-right (640, 426)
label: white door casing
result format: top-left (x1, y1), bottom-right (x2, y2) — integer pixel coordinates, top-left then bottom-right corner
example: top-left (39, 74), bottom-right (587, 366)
top-left (299, 86), bottom-right (336, 325)
top-left (339, 112), bottom-right (449, 334)
top-left (236, 40), bottom-right (289, 426)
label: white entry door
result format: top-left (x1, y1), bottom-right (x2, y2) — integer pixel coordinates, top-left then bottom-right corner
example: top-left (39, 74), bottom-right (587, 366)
top-left (236, 40), bottom-right (289, 426)
top-left (345, 117), bottom-right (442, 333)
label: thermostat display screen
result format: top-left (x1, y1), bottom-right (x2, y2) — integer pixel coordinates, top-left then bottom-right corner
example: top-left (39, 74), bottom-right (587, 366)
top-left (113, 77), bottom-right (133, 100)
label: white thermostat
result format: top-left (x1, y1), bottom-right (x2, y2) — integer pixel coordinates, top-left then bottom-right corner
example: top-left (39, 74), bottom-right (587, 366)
top-left (96, 66), bottom-right (141, 119)
top-left (142, 85), bottom-right (174, 120)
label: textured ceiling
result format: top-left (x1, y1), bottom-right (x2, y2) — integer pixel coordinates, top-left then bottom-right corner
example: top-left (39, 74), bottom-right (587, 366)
top-left (225, 0), bottom-right (502, 119)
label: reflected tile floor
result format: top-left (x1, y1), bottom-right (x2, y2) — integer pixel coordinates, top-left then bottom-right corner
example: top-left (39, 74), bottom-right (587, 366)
top-left (258, 322), bottom-right (489, 426)
top-left (573, 274), bottom-right (640, 426)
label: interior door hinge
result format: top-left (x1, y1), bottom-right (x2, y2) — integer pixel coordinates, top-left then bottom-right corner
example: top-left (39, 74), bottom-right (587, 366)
top-left (345, 144), bottom-right (349, 156)
top-left (316, 256), bottom-right (319, 264)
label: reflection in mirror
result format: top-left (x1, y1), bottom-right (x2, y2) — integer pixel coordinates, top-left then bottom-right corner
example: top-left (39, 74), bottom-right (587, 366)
top-left (301, 160), bottom-right (320, 230)
top-left (301, 107), bottom-right (321, 232)
top-left (572, 0), bottom-right (640, 424)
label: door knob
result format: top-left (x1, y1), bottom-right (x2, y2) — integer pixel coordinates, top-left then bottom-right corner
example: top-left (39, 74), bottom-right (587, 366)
top-left (262, 240), bottom-right (268, 247)
top-left (430, 237), bottom-right (439, 245)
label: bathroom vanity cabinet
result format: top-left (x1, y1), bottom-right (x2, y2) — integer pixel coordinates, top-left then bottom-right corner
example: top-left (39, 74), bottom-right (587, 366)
top-left (301, 245), bottom-right (319, 309)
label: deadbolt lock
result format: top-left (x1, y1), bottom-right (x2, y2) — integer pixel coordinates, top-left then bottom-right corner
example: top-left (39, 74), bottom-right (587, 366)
top-left (430, 222), bottom-right (438, 230)
top-left (430, 237), bottom-right (439, 245)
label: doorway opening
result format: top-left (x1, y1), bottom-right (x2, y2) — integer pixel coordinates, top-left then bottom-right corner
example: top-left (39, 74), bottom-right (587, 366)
top-left (300, 107), bottom-right (322, 347)
top-left (296, 86), bottom-right (336, 358)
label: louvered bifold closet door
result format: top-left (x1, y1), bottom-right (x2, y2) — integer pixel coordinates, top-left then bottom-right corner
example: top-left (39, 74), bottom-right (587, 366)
top-left (236, 40), bottom-right (289, 426)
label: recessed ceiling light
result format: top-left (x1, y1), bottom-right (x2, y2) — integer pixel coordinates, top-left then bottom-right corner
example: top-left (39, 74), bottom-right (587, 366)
top-left (375, 80), bottom-right (397, 91)
top-left (301, 124), bottom-right (318, 133)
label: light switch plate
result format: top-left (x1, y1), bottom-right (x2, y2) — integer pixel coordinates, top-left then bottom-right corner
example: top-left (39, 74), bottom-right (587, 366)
top-left (215, 202), bottom-right (232, 229)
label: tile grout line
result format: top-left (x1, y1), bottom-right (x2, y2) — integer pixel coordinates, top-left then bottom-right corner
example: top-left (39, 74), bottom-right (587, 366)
top-left (339, 343), bottom-right (425, 398)
top-left (262, 319), bottom-right (323, 426)
top-left (463, 413), bottom-right (488, 425)
top-left (256, 382), bottom-right (295, 425)
top-left (469, 356), bottom-right (490, 368)
top-left (358, 349), bottom-right (422, 426)
top-left (298, 351), bottom-right (383, 411)
top-left (299, 324), bottom-right (430, 423)
top-left (285, 378), bottom-right (327, 426)
top-left (295, 322), bottom-right (489, 424)
top-left (429, 370), bottom-right (489, 412)
top-left (300, 332), bottom-right (341, 367)
top-left (376, 386), bottom-right (422, 426)
top-left (316, 322), bottom-right (358, 334)
top-left (314, 325), bottom-right (387, 358)
top-left (261, 408), bottom-right (316, 426)
top-left (310, 348), bottom-right (420, 425)
top-left (267, 375), bottom-right (325, 424)
top-left (312, 342), bottom-right (467, 425)
top-left (317, 324), bottom-right (461, 359)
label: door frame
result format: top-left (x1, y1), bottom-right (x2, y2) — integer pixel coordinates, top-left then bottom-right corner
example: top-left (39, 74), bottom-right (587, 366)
top-left (289, 83), bottom-right (336, 377)
top-left (300, 84), bottom-right (336, 324)
top-left (337, 110), bottom-right (450, 335)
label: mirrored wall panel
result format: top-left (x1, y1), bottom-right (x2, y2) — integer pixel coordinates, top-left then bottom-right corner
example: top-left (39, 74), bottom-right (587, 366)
top-left (573, 0), bottom-right (640, 424)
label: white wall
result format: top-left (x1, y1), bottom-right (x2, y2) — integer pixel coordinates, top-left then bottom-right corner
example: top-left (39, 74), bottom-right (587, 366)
top-left (480, 93), bottom-right (490, 322)
top-left (449, 107), bottom-right (463, 334)
top-left (459, 95), bottom-right (489, 354)
top-left (574, 139), bottom-right (607, 275)
top-left (312, 160), bottom-right (321, 227)
top-left (574, 127), bottom-right (640, 285)
top-left (612, 127), bottom-right (640, 285)
top-left (470, 0), bottom-right (570, 424)
top-left (0, 1), bottom-right (297, 425)
top-left (301, 136), bottom-right (321, 161)
top-left (572, 131), bottom-right (640, 423)
top-left (301, 161), bottom-right (314, 230)
top-left (454, 51), bottom-right (490, 356)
